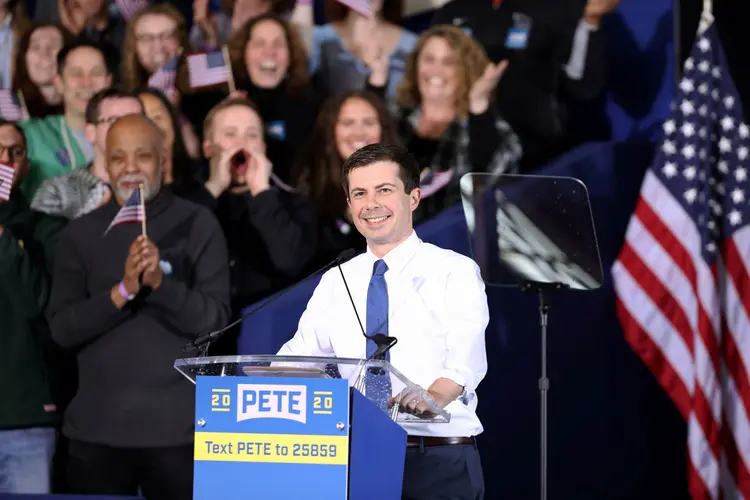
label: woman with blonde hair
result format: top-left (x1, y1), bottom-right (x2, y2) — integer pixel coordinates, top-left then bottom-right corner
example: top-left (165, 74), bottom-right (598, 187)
top-left (367, 24), bottom-right (522, 221)
top-left (121, 4), bottom-right (200, 158)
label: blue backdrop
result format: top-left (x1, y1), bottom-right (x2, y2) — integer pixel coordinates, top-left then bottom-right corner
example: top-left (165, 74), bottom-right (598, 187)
top-left (235, 0), bottom-right (688, 497)
top-left (238, 140), bottom-right (690, 499)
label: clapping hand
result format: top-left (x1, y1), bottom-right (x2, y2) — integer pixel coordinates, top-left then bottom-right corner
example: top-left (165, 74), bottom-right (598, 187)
top-left (139, 236), bottom-right (164, 290)
top-left (468, 61), bottom-right (508, 115)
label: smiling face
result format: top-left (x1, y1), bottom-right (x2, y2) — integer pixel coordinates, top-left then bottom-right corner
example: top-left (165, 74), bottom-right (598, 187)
top-left (56, 46), bottom-right (112, 118)
top-left (335, 97), bottom-right (382, 161)
top-left (416, 36), bottom-right (459, 103)
top-left (346, 160), bottom-right (420, 254)
top-left (25, 26), bottom-right (64, 87)
top-left (106, 116), bottom-right (164, 203)
top-left (244, 19), bottom-right (290, 89)
top-left (134, 13), bottom-right (180, 73)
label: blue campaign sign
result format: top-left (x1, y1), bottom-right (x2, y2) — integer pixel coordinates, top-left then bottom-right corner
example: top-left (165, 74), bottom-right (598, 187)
top-left (193, 376), bottom-right (350, 499)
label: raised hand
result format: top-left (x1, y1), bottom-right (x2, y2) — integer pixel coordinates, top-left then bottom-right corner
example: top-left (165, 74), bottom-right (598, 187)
top-left (205, 147), bottom-right (238, 198)
top-left (245, 146), bottom-right (272, 196)
top-left (468, 60), bottom-right (508, 115)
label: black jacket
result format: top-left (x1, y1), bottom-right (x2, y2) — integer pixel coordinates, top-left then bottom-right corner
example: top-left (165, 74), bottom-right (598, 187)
top-left (0, 192), bottom-right (66, 429)
top-left (47, 188), bottom-right (230, 447)
top-left (190, 185), bottom-right (318, 313)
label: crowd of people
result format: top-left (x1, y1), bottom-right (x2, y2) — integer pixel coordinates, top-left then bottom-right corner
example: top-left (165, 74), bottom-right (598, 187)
top-left (0, 0), bottom-right (619, 497)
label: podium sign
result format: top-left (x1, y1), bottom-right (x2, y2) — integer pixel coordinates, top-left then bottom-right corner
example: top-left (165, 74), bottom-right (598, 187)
top-left (193, 376), bottom-right (351, 499)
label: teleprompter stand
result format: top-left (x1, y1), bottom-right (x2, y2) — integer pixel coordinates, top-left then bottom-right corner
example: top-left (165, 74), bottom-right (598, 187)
top-left (460, 172), bottom-right (603, 500)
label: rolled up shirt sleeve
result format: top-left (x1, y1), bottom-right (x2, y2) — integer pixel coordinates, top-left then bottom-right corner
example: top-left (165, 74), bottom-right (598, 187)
top-left (437, 258), bottom-right (489, 394)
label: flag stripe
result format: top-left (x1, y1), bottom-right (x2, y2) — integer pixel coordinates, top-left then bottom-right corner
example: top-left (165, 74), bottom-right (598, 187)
top-left (104, 189), bottom-right (144, 235)
top-left (613, 20), bottom-right (750, 498)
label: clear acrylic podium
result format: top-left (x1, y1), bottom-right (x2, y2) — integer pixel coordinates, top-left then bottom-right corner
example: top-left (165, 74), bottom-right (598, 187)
top-left (174, 355), bottom-right (450, 499)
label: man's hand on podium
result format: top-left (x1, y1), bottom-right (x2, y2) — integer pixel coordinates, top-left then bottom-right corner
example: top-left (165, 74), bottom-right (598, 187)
top-left (388, 378), bottom-right (464, 416)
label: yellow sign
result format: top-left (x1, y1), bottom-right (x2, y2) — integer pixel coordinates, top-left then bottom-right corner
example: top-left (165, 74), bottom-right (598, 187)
top-left (194, 432), bottom-right (348, 465)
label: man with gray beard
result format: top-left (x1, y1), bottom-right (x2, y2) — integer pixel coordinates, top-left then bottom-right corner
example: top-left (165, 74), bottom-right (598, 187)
top-left (46, 114), bottom-right (231, 499)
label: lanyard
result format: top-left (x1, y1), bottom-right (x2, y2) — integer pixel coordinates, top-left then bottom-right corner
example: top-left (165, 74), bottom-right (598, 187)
top-left (60, 116), bottom-right (76, 169)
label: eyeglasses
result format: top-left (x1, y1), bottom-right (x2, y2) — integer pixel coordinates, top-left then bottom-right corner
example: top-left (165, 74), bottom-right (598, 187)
top-left (135, 30), bottom-right (177, 44)
top-left (0, 145), bottom-right (26, 161)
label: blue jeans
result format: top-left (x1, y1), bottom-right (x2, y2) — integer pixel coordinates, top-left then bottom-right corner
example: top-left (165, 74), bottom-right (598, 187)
top-left (0, 427), bottom-right (56, 493)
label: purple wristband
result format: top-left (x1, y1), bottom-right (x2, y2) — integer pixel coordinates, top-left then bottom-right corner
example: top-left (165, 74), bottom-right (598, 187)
top-left (118, 282), bottom-right (135, 301)
top-left (297, 0), bottom-right (313, 5)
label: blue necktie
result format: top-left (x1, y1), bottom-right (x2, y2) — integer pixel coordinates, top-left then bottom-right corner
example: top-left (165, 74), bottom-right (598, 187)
top-left (365, 259), bottom-right (392, 411)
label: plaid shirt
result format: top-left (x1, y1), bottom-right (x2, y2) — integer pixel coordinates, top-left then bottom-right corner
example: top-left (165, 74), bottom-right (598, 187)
top-left (399, 107), bottom-right (522, 178)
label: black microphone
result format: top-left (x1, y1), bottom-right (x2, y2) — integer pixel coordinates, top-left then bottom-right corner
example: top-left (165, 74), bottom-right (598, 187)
top-left (184, 248), bottom-right (358, 352)
top-left (336, 262), bottom-right (397, 373)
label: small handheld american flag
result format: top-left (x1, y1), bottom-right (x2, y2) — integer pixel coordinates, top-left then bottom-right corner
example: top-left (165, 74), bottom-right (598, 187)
top-left (148, 57), bottom-right (178, 93)
top-left (104, 186), bottom-right (145, 236)
top-left (0, 90), bottom-right (28, 122)
top-left (0, 163), bottom-right (15, 201)
top-left (187, 50), bottom-right (230, 89)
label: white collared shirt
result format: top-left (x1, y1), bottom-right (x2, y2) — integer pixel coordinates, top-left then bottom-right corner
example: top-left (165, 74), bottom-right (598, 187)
top-left (278, 231), bottom-right (489, 437)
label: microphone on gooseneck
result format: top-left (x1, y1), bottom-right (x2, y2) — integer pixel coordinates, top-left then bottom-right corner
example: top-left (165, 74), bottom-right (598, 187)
top-left (184, 248), bottom-right (358, 352)
top-left (336, 262), bottom-right (397, 372)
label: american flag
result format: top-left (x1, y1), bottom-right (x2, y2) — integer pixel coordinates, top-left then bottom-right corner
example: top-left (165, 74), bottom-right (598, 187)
top-left (0, 90), bottom-right (28, 121)
top-left (104, 187), bottom-right (144, 235)
top-left (187, 51), bottom-right (229, 89)
top-left (419, 168), bottom-right (453, 198)
top-left (612, 19), bottom-right (750, 500)
top-left (115, 0), bottom-right (148, 21)
top-left (148, 56), bottom-right (178, 93)
top-left (0, 163), bottom-right (15, 201)
top-left (335, 0), bottom-right (372, 16)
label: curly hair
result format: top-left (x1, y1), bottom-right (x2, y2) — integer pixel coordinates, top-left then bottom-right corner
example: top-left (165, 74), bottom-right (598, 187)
top-left (396, 25), bottom-right (490, 119)
top-left (121, 4), bottom-right (190, 93)
top-left (293, 91), bottom-right (401, 219)
top-left (226, 13), bottom-right (309, 97)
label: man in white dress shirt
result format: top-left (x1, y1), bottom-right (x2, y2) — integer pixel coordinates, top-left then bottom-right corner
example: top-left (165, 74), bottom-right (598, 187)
top-left (278, 143), bottom-right (489, 500)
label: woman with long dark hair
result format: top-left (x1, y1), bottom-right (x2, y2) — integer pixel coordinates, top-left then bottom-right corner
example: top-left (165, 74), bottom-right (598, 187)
top-left (293, 90), bottom-right (401, 264)
top-left (135, 87), bottom-right (203, 200)
top-left (10, 22), bottom-right (70, 119)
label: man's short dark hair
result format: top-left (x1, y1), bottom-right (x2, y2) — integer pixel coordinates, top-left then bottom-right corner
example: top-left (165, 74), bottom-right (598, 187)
top-left (85, 88), bottom-right (143, 125)
top-left (57, 38), bottom-right (112, 76)
top-left (341, 143), bottom-right (420, 196)
top-left (0, 119), bottom-right (27, 148)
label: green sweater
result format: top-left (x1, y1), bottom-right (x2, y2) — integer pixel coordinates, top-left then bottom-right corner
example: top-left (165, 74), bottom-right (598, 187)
top-left (0, 192), bottom-right (67, 429)
top-left (20, 115), bottom-right (89, 201)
